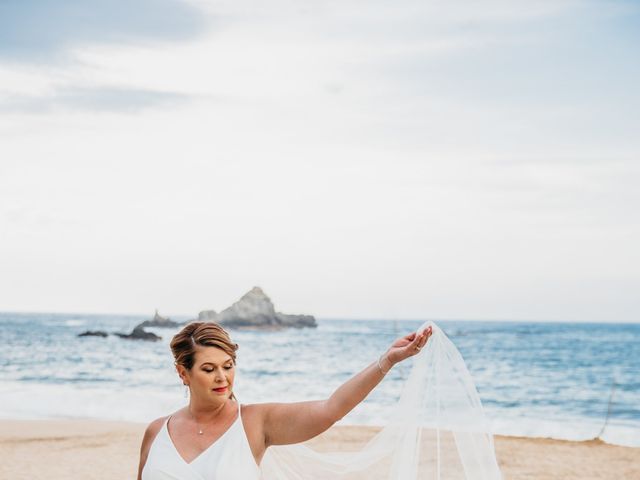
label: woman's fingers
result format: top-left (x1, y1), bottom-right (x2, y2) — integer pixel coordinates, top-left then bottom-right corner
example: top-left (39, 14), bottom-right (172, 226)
top-left (421, 327), bottom-right (432, 346)
top-left (405, 331), bottom-right (423, 353)
top-left (412, 327), bottom-right (432, 352)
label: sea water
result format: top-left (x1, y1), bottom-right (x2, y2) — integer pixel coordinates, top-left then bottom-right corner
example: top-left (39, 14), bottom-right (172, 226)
top-left (1, 313), bottom-right (638, 447)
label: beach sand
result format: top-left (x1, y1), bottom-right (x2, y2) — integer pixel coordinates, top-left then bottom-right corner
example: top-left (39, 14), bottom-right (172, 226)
top-left (1, 419), bottom-right (638, 479)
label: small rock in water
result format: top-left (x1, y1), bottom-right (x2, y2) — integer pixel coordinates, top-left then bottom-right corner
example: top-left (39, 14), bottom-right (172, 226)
top-left (136, 309), bottom-right (182, 328)
top-left (114, 326), bottom-right (162, 342)
top-left (78, 330), bottom-right (108, 338)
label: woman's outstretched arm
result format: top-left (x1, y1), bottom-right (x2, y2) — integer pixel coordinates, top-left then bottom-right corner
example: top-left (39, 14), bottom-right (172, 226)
top-left (260, 326), bottom-right (432, 447)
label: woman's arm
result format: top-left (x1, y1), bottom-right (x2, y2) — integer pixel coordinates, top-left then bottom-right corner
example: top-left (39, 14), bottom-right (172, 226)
top-left (261, 326), bottom-right (432, 446)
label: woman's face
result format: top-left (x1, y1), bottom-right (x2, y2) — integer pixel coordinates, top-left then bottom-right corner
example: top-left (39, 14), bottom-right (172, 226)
top-left (179, 346), bottom-right (235, 403)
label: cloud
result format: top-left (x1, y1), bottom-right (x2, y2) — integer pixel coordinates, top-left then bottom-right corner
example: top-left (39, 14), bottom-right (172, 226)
top-left (0, 0), bottom-right (207, 62)
top-left (0, 0), bottom-right (638, 320)
top-left (0, 1), bottom-right (207, 112)
top-left (0, 86), bottom-right (191, 113)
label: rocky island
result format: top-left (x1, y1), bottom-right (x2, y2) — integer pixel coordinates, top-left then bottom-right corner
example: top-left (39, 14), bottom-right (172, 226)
top-left (197, 286), bottom-right (316, 330)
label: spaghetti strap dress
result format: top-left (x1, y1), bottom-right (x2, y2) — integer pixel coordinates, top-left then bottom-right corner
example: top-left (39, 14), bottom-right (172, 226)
top-left (142, 402), bottom-right (261, 480)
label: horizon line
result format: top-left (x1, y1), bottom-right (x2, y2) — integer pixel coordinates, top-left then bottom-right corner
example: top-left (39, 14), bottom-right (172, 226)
top-left (0, 309), bottom-right (637, 325)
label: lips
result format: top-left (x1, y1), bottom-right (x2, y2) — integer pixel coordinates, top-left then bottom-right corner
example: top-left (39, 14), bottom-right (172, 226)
top-left (213, 386), bottom-right (228, 392)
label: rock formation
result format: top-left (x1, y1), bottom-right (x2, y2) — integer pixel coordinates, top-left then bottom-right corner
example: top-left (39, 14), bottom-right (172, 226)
top-left (212, 286), bottom-right (316, 329)
top-left (114, 325), bottom-right (162, 342)
top-left (136, 309), bottom-right (182, 328)
top-left (79, 287), bottom-right (315, 341)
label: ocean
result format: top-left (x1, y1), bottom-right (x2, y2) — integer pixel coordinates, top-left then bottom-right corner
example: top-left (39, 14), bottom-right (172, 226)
top-left (1, 313), bottom-right (638, 447)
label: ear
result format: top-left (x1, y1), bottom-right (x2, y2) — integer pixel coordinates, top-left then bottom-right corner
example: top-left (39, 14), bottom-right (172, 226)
top-left (176, 364), bottom-right (189, 385)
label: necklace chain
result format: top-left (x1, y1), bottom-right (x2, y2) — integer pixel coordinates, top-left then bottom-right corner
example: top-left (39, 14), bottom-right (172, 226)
top-left (188, 403), bottom-right (228, 436)
top-left (188, 406), bottom-right (205, 435)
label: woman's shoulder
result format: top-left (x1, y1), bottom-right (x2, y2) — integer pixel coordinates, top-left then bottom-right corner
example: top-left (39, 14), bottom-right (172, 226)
top-left (240, 402), bottom-right (272, 418)
top-left (141, 416), bottom-right (169, 448)
top-left (240, 402), bottom-right (276, 434)
top-left (240, 402), bottom-right (262, 420)
top-left (138, 414), bottom-right (181, 479)
top-left (138, 415), bottom-right (170, 477)
top-left (145, 416), bottom-right (168, 436)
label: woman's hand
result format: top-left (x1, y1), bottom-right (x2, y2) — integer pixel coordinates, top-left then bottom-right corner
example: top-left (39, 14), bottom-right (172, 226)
top-left (385, 326), bottom-right (433, 367)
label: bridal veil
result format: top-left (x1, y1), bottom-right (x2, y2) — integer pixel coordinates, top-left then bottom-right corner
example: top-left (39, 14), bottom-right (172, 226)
top-left (259, 321), bottom-right (502, 479)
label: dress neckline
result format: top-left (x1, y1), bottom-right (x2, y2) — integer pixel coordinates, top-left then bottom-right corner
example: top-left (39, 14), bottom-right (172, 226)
top-left (166, 401), bottom-right (240, 465)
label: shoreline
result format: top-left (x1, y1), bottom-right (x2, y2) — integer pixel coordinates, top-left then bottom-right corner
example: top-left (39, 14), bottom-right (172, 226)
top-left (1, 419), bottom-right (638, 479)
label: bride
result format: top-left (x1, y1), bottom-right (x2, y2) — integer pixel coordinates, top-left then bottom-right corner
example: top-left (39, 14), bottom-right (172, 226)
top-left (138, 321), bottom-right (501, 479)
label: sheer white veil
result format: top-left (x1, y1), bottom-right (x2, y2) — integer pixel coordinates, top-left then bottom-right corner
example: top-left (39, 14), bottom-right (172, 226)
top-left (259, 321), bottom-right (502, 479)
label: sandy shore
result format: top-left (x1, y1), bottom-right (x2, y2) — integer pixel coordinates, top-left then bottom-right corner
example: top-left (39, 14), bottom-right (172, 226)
top-left (1, 419), bottom-right (638, 479)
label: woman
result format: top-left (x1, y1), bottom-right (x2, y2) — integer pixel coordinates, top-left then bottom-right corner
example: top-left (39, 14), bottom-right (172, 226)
top-left (138, 321), bottom-right (432, 479)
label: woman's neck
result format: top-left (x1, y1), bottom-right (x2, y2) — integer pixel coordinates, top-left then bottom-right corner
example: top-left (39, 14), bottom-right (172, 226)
top-left (188, 398), bottom-right (230, 422)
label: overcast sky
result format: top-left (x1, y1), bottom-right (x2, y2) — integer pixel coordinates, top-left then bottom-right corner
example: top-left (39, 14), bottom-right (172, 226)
top-left (0, 0), bottom-right (638, 322)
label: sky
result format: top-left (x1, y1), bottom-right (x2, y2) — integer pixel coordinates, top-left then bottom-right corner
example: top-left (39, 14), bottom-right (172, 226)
top-left (0, 0), bottom-right (638, 322)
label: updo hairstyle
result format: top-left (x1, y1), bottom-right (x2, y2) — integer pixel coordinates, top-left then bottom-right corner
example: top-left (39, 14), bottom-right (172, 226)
top-left (170, 322), bottom-right (239, 370)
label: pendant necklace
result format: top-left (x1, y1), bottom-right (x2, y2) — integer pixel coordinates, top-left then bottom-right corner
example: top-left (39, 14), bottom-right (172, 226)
top-left (188, 406), bottom-right (205, 435)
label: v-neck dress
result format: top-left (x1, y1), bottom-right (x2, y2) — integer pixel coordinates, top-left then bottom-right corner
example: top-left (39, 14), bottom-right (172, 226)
top-left (142, 403), bottom-right (261, 480)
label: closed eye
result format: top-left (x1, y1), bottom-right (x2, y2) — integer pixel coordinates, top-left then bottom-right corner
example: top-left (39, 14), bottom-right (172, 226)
top-left (203, 365), bottom-right (233, 373)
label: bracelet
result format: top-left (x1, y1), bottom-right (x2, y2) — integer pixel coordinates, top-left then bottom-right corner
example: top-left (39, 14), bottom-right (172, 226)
top-left (377, 354), bottom-right (390, 375)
